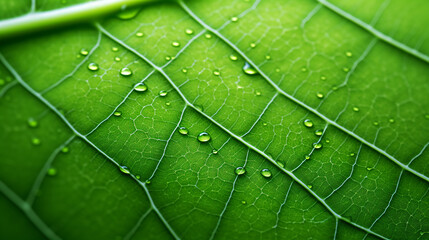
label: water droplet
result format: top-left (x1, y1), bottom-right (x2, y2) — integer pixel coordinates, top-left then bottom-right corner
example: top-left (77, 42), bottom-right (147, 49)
top-left (195, 105), bottom-right (203, 112)
top-left (303, 119), bottom-right (313, 128)
top-left (185, 29), bottom-right (194, 35)
top-left (305, 155), bottom-right (311, 160)
top-left (425, 114), bottom-right (429, 119)
top-left (212, 149), bottom-right (218, 155)
top-left (182, 68), bottom-right (187, 73)
top-left (313, 142), bottom-right (322, 149)
top-left (277, 161), bottom-right (285, 168)
top-left (275, 68), bottom-right (280, 72)
top-left (61, 146), bottom-right (69, 153)
top-left (213, 70), bottom-right (220, 76)
top-left (320, 76), bottom-right (327, 80)
top-left (250, 43), bottom-right (256, 48)
top-left (315, 129), bottom-right (323, 136)
top-left (32, 138), bottom-right (41, 145)
top-left (171, 41), bottom-right (180, 47)
top-left (307, 184), bottom-right (313, 189)
top-left (345, 51), bottom-right (352, 57)
top-left (27, 118), bottom-right (38, 128)
top-left (178, 127), bottom-right (188, 135)
top-left (325, 139), bottom-right (330, 143)
top-left (114, 57), bottom-right (121, 62)
top-left (265, 55), bottom-right (271, 60)
top-left (47, 168), bottom-right (57, 176)
top-left (136, 175), bottom-right (141, 180)
top-left (316, 92), bottom-right (324, 99)
top-left (241, 200), bottom-right (247, 205)
top-left (120, 67), bottom-right (132, 76)
top-left (229, 55), bottom-right (238, 61)
top-left (373, 121), bottom-right (379, 126)
top-left (235, 167), bottom-right (246, 175)
top-left (145, 180), bottom-right (151, 184)
top-left (119, 165), bottom-right (130, 174)
top-left (159, 90), bottom-right (168, 97)
top-left (389, 118), bottom-right (395, 123)
top-left (165, 102), bottom-right (171, 106)
top-left (88, 63), bottom-right (99, 71)
top-left (366, 167), bottom-right (373, 171)
top-left (165, 56), bottom-right (171, 61)
top-left (205, 33), bottom-right (212, 39)
top-left (197, 132), bottom-right (211, 143)
top-left (352, 106), bottom-right (359, 112)
top-left (260, 169), bottom-right (272, 178)
top-left (80, 48), bottom-right (89, 56)
top-left (301, 67), bottom-right (307, 72)
top-left (263, 122), bottom-right (268, 126)
top-left (113, 111), bottom-right (122, 117)
top-left (350, 152), bottom-right (355, 157)
top-left (136, 32), bottom-right (144, 37)
top-left (255, 91), bottom-right (261, 96)
top-left (343, 67), bottom-right (350, 72)
top-left (112, 47), bottom-right (119, 52)
top-left (117, 7), bottom-right (141, 20)
top-left (243, 62), bottom-right (258, 75)
top-left (0, 79), bottom-right (4, 86)
top-left (231, 16), bottom-right (238, 22)
top-left (134, 83), bottom-right (148, 92)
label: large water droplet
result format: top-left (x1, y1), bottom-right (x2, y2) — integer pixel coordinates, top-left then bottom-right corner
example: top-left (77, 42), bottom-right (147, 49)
top-left (235, 167), bottom-right (246, 175)
top-left (178, 127), bottom-right (188, 135)
top-left (88, 63), bottom-right (99, 71)
top-left (260, 169), bottom-right (272, 178)
top-left (120, 67), bottom-right (132, 76)
top-left (134, 83), bottom-right (148, 92)
top-left (197, 132), bottom-right (211, 142)
top-left (243, 62), bottom-right (258, 75)
top-left (303, 119), bottom-right (313, 128)
top-left (119, 165), bottom-right (130, 174)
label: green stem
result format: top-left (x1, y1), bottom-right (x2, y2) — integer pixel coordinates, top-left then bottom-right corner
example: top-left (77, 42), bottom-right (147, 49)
top-left (0, 0), bottom-right (158, 40)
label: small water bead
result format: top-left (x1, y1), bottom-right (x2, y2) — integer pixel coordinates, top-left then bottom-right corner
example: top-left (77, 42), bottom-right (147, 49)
top-left (195, 105), bottom-right (203, 112)
top-left (262, 122), bottom-right (268, 126)
top-left (80, 48), bottom-right (89, 56)
top-left (243, 62), bottom-right (258, 75)
top-left (159, 90), bottom-right (168, 97)
top-left (229, 55), bottom-right (238, 61)
top-left (0, 79), bottom-right (4, 85)
top-left (171, 41), bottom-right (180, 47)
top-left (212, 149), bottom-right (218, 155)
top-left (119, 165), bottom-right (130, 174)
top-left (145, 180), bottom-right (151, 184)
top-left (47, 168), bottom-right (57, 176)
top-left (305, 155), bottom-right (311, 160)
top-left (61, 146), bottom-right (69, 153)
top-left (255, 91), bottom-right (261, 96)
top-left (87, 63), bottom-right (99, 71)
top-left (178, 127), bottom-right (189, 135)
top-left (343, 67), bottom-right (350, 72)
top-left (250, 43), bottom-right (256, 48)
top-left (313, 142), bottom-right (322, 149)
top-left (136, 32), bottom-right (144, 37)
top-left (345, 51), bottom-right (353, 57)
top-left (265, 55), bottom-right (271, 60)
top-left (136, 175), bottom-right (141, 180)
top-left (32, 138), bottom-right (41, 145)
top-left (235, 167), bottom-right (246, 175)
top-left (114, 57), bottom-right (121, 62)
top-left (260, 169), bottom-right (272, 178)
top-left (113, 111), bottom-right (122, 117)
top-left (320, 76), bottom-right (327, 80)
top-left (27, 118), bottom-right (38, 128)
top-left (277, 161), bottom-right (285, 168)
top-left (301, 67), bottom-right (307, 72)
top-left (197, 132), bottom-right (211, 142)
top-left (182, 68), bottom-right (188, 73)
top-left (275, 68), bottom-right (280, 72)
top-left (241, 200), bottom-right (247, 205)
top-left (315, 129), bottom-right (323, 136)
top-left (316, 92), bottom-right (324, 99)
top-left (303, 119), bottom-right (313, 128)
top-left (165, 102), bottom-right (171, 106)
top-left (213, 70), bottom-right (220, 76)
top-left (185, 28), bottom-right (194, 35)
top-left (425, 114), bottom-right (429, 119)
top-left (307, 184), bottom-right (313, 189)
top-left (325, 139), bottom-right (330, 143)
top-left (120, 67), bottom-right (132, 76)
top-left (231, 16), bottom-right (238, 22)
top-left (205, 33), bottom-right (212, 39)
top-left (352, 106), bottom-right (360, 112)
top-left (332, 86), bottom-right (338, 91)
top-left (366, 167), bottom-right (373, 171)
top-left (112, 47), bottom-right (119, 52)
top-left (350, 152), bottom-right (355, 157)
top-left (134, 83), bottom-right (148, 92)
top-left (389, 118), bottom-right (395, 123)
top-left (373, 121), bottom-right (379, 126)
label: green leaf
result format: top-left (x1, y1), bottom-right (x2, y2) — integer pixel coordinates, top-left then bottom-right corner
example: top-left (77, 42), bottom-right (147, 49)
top-left (1, 0), bottom-right (428, 239)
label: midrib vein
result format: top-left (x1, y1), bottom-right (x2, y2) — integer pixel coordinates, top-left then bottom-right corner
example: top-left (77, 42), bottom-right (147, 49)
top-left (96, 24), bottom-right (388, 240)
top-left (178, 0), bottom-right (429, 184)
top-left (317, 0), bottom-right (429, 63)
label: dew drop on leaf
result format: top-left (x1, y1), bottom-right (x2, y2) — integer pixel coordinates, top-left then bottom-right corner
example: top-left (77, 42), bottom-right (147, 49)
top-left (316, 92), bottom-right (324, 99)
top-left (61, 146), bottom-right (69, 153)
top-left (185, 28), bottom-right (194, 35)
top-left (134, 83), bottom-right (148, 92)
top-left (212, 149), bottom-right (218, 155)
top-left (373, 121), bottom-right (379, 126)
top-left (114, 57), bottom-right (121, 62)
top-left (305, 154), bottom-right (311, 160)
top-left (159, 90), bottom-right (168, 97)
top-left (136, 175), bottom-right (141, 180)
top-left (112, 47), bottom-right (119, 52)
top-left (231, 16), bottom-right (238, 22)
top-left (241, 200), bottom-right (247, 205)
top-left (277, 160), bottom-right (285, 168)
top-left (197, 132), bottom-right (211, 143)
top-left (47, 168), bottom-right (57, 176)
top-left (135, 32), bottom-right (144, 37)
top-left (119, 165), bottom-right (130, 174)
top-left (120, 67), bottom-right (132, 76)
top-left (366, 167), bottom-right (373, 171)
top-left (250, 43), bottom-right (256, 48)
top-left (171, 41), bottom-right (180, 47)
top-left (80, 48), bottom-right (88, 56)
top-left (195, 105), bottom-right (203, 112)
top-left (320, 76), bottom-right (327, 80)
top-left (229, 55), bottom-right (238, 61)
top-left (205, 33), bottom-right (212, 39)
top-left (343, 67), bottom-right (350, 72)
top-left (345, 51), bottom-right (353, 57)
top-left (242, 62), bottom-right (258, 75)
top-left (352, 106), bottom-right (360, 112)
top-left (315, 129), bottom-right (323, 136)
top-left (213, 70), bottom-right (220, 76)
top-left (307, 184), bottom-right (313, 189)
top-left (389, 118), bottom-right (395, 123)
top-left (113, 111), bottom-right (122, 117)
top-left (303, 119), bottom-right (313, 128)
top-left (260, 169), bottom-right (272, 178)
top-left (313, 142), bottom-right (322, 149)
top-left (32, 138), bottom-right (41, 145)
top-left (265, 55), bottom-right (271, 60)
top-left (27, 118), bottom-right (38, 128)
top-left (182, 68), bottom-right (188, 73)
top-left (87, 63), bottom-right (99, 71)
top-left (235, 167), bottom-right (246, 175)
top-left (255, 91), bottom-right (261, 96)
top-left (178, 127), bottom-right (188, 135)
